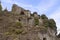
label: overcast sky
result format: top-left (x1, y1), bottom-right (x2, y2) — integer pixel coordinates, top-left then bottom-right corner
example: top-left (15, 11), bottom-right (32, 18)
top-left (1, 0), bottom-right (60, 34)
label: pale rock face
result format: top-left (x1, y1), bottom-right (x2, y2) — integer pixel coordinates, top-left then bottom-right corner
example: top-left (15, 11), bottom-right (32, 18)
top-left (48, 27), bottom-right (56, 37)
top-left (39, 19), bottom-right (43, 26)
top-left (38, 31), bottom-right (56, 40)
top-left (24, 10), bottom-right (31, 18)
top-left (34, 13), bottom-right (39, 18)
top-left (27, 11), bottom-right (31, 18)
top-left (12, 4), bottom-right (24, 14)
top-left (28, 18), bottom-right (34, 27)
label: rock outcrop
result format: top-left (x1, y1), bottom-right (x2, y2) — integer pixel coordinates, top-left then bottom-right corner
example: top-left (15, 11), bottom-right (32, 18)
top-left (0, 3), bottom-right (58, 40)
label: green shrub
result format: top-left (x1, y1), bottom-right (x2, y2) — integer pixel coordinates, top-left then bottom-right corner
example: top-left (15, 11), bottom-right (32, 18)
top-left (16, 22), bottom-right (22, 27)
top-left (40, 14), bottom-right (56, 29)
top-left (0, 2), bottom-right (2, 11)
top-left (34, 18), bottom-right (39, 25)
top-left (5, 32), bottom-right (11, 35)
top-left (43, 19), bottom-right (56, 29)
top-left (3, 8), bottom-right (8, 12)
top-left (31, 14), bottom-right (34, 16)
top-left (41, 14), bottom-right (48, 19)
top-left (48, 19), bottom-right (56, 29)
top-left (15, 29), bottom-right (23, 34)
top-left (43, 19), bottom-right (49, 27)
top-left (33, 12), bottom-right (37, 14)
top-left (22, 31), bottom-right (27, 35)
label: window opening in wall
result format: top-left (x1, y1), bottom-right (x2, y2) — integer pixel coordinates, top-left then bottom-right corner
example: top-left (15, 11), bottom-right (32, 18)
top-left (27, 39), bottom-right (30, 40)
top-left (20, 11), bottom-right (24, 15)
top-left (43, 38), bottom-right (46, 40)
top-left (18, 19), bottom-right (21, 21)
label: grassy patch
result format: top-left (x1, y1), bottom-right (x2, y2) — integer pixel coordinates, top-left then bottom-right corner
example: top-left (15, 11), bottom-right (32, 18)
top-left (15, 29), bottom-right (23, 34)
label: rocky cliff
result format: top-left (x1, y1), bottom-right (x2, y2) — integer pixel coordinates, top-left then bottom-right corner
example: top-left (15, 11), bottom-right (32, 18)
top-left (0, 3), bottom-right (57, 40)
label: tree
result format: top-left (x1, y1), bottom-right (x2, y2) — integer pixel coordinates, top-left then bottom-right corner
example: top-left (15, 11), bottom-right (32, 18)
top-left (48, 19), bottom-right (56, 29)
top-left (0, 1), bottom-right (2, 11)
top-left (33, 12), bottom-right (37, 14)
top-left (4, 8), bottom-right (8, 12)
top-left (57, 33), bottom-right (60, 38)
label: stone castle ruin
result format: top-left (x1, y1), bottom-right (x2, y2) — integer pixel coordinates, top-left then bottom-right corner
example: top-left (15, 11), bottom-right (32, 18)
top-left (0, 2), bottom-right (59, 40)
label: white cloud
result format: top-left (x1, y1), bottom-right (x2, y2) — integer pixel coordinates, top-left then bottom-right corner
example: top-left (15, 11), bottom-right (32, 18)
top-left (36, 0), bottom-right (58, 14)
top-left (1, 0), bottom-right (14, 4)
top-left (1, 0), bottom-right (35, 11)
top-left (1, 0), bottom-right (33, 7)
